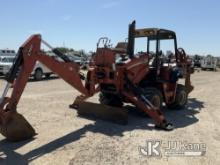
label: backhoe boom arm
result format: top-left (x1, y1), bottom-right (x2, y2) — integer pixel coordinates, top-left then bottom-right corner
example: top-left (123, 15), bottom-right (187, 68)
top-left (2, 35), bottom-right (89, 111)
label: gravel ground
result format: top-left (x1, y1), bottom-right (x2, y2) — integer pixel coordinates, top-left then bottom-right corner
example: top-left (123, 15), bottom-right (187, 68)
top-left (0, 70), bottom-right (220, 165)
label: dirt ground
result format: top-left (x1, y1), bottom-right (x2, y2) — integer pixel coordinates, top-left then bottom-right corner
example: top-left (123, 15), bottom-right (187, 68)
top-left (0, 70), bottom-right (220, 165)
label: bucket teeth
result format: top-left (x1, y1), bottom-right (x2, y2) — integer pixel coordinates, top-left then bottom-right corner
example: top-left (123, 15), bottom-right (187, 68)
top-left (0, 110), bottom-right (36, 142)
top-left (74, 101), bottom-right (128, 125)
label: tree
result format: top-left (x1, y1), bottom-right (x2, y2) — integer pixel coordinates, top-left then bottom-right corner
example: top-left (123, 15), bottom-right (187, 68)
top-left (55, 47), bottom-right (74, 54)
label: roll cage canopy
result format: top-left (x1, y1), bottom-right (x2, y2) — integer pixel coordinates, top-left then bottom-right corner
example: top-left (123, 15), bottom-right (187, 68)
top-left (135, 28), bottom-right (176, 40)
top-left (127, 21), bottom-right (178, 58)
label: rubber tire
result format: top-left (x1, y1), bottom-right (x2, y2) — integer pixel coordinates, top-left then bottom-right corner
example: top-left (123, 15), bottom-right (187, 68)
top-left (34, 68), bottom-right (43, 81)
top-left (167, 84), bottom-right (188, 110)
top-left (143, 87), bottom-right (163, 109)
top-left (99, 92), bottom-right (123, 107)
top-left (138, 87), bottom-right (163, 116)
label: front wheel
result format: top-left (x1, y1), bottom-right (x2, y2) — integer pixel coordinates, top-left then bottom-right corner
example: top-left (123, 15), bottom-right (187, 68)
top-left (167, 84), bottom-right (188, 109)
top-left (34, 69), bottom-right (43, 81)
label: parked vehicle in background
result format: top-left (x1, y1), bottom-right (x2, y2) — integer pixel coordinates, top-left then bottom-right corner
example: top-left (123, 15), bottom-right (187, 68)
top-left (216, 57), bottom-right (220, 68)
top-left (201, 55), bottom-right (217, 71)
top-left (67, 52), bottom-right (90, 70)
top-left (193, 54), bottom-right (203, 67)
top-left (0, 49), bottom-right (16, 75)
top-left (0, 49), bottom-right (16, 56)
top-left (0, 56), bottom-right (16, 75)
top-left (32, 61), bottom-right (53, 80)
top-left (0, 50), bottom-right (58, 80)
top-left (67, 55), bottom-right (82, 65)
top-left (31, 52), bottom-right (64, 80)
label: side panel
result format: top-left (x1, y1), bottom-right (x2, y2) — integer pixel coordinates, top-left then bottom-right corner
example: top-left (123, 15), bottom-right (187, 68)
top-left (125, 55), bottom-right (149, 84)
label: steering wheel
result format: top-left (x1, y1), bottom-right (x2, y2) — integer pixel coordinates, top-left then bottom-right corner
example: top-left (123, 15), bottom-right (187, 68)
top-left (178, 48), bottom-right (186, 55)
top-left (97, 37), bottom-right (111, 48)
top-left (177, 48), bottom-right (187, 62)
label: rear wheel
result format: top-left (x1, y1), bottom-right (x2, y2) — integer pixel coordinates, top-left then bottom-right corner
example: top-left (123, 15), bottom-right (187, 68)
top-left (99, 92), bottom-right (123, 107)
top-left (167, 84), bottom-right (188, 109)
top-left (34, 68), bottom-right (43, 81)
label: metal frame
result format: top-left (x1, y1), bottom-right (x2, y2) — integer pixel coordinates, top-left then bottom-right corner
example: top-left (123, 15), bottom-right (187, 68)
top-left (0, 22), bottom-right (194, 134)
top-left (0, 34), bottom-right (170, 128)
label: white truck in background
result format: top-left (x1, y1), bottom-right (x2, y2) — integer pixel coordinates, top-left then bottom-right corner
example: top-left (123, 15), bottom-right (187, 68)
top-left (0, 49), bottom-right (16, 75)
top-left (201, 55), bottom-right (217, 71)
top-left (0, 49), bottom-right (54, 80)
top-left (32, 61), bottom-right (53, 80)
top-left (0, 49), bottom-right (16, 56)
top-left (0, 56), bottom-right (16, 75)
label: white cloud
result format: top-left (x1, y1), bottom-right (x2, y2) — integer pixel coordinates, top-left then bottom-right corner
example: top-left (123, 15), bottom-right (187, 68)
top-left (28, 30), bottom-right (43, 34)
top-left (62, 15), bottom-right (72, 21)
top-left (101, 1), bottom-right (120, 9)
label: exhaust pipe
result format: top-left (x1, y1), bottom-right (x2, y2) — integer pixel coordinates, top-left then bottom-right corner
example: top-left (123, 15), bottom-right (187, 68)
top-left (127, 20), bottom-right (136, 59)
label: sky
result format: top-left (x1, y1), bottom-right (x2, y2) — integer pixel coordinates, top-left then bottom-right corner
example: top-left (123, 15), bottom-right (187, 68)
top-left (0, 0), bottom-right (219, 55)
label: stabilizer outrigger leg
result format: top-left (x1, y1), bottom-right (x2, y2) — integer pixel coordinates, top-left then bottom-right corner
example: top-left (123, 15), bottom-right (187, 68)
top-left (124, 77), bottom-right (174, 131)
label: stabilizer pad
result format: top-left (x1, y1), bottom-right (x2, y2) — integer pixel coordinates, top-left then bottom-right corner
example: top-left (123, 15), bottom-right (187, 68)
top-left (76, 102), bottom-right (128, 125)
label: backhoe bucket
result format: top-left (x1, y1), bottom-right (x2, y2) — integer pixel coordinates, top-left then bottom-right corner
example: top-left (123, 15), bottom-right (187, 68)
top-left (0, 110), bottom-right (36, 142)
top-left (73, 102), bottom-right (128, 125)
